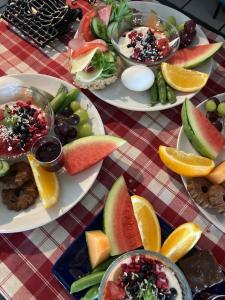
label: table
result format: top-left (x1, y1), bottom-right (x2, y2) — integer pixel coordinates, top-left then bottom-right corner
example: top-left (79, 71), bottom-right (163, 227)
top-left (0, 2), bottom-right (225, 299)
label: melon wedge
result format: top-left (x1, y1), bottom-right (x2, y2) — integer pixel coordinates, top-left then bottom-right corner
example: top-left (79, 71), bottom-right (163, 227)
top-left (104, 175), bottom-right (142, 256)
top-left (63, 135), bottom-right (126, 175)
top-left (85, 230), bottom-right (110, 268)
top-left (182, 99), bottom-right (225, 159)
top-left (168, 42), bottom-right (223, 68)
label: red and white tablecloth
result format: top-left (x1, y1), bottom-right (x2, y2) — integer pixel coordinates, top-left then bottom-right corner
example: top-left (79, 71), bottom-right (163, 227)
top-left (0, 3), bottom-right (225, 299)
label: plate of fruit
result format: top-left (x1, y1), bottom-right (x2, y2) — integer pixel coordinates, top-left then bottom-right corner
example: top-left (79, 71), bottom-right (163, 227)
top-left (0, 74), bottom-right (126, 233)
top-left (53, 175), bottom-right (225, 299)
top-left (68, 0), bottom-right (223, 111)
top-left (159, 96), bottom-right (225, 232)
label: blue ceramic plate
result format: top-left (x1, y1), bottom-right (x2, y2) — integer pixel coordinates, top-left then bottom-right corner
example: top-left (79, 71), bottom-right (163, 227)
top-left (52, 212), bottom-right (225, 299)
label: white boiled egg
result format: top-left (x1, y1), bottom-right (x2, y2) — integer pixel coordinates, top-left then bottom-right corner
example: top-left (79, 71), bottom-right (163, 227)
top-left (121, 65), bottom-right (155, 92)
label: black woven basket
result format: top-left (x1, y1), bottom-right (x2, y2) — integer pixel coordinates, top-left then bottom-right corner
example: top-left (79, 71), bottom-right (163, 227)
top-left (2, 0), bottom-right (82, 47)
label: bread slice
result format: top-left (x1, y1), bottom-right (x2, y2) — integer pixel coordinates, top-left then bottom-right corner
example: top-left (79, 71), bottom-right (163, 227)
top-left (73, 73), bottom-right (118, 90)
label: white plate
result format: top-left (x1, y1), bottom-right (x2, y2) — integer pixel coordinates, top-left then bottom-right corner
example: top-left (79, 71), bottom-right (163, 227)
top-left (177, 94), bottom-right (225, 233)
top-left (92, 1), bottom-right (212, 111)
top-left (0, 74), bottom-right (105, 233)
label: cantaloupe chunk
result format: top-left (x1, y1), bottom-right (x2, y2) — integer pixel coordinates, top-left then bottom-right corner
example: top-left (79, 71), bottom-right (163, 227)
top-left (85, 230), bottom-right (110, 269)
top-left (206, 161), bottom-right (225, 185)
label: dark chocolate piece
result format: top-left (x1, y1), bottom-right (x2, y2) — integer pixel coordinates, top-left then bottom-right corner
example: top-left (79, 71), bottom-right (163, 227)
top-left (179, 250), bottom-right (224, 295)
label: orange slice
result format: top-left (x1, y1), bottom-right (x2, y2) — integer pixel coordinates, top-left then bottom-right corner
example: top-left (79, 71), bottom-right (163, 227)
top-left (27, 154), bottom-right (59, 208)
top-left (131, 195), bottom-right (161, 252)
top-left (160, 223), bottom-right (202, 262)
top-left (161, 62), bottom-right (208, 92)
top-left (159, 145), bottom-right (215, 177)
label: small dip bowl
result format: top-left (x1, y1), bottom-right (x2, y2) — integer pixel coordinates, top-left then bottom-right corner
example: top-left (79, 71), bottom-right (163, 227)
top-left (0, 85), bottom-right (54, 160)
top-left (110, 12), bottom-right (180, 68)
top-left (98, 250), bottom-right (192, 300)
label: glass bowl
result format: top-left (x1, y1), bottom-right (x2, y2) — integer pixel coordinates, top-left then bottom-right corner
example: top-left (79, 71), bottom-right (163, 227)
top-left (110, 12), bottom-right (180, 68)
top-left (98, 249), bottom-right (192, 300)
top-left (0, 85), bottom-right (54, 160)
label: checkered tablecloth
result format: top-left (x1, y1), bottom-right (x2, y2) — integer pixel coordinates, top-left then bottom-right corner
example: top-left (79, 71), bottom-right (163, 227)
top-left (0, 2), bottom-right (225, 299)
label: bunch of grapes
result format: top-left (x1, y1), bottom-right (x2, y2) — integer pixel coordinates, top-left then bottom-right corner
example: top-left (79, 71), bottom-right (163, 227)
top-left (205, 97), bottom-right (225, 132)
top-left (54, 101), bottom-right (92, 146)
top-left (179, 20), bottom-right (196, 49)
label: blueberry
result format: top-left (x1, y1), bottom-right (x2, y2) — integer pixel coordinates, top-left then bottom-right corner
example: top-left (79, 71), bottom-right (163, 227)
top-left (141, 263), bottom-right (151, 273)
top-left (166, 288), bottom-right (177, 300)
top-left (13, 125), bottom-right (21, 134)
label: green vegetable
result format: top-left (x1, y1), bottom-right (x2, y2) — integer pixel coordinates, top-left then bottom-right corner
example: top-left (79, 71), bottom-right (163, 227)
top-left (91, 51), bottom-right (117, 79)
top-left (50, 90), bottom-right (67, 113)
top-left (166, 86), bottom-right (177, 104)
top-left (104, 0), bottom-right (132, 24)
top-left (149, 80), bottom-right (158, 106)
top-left (107, 21), bottom-right (118, 39)
top-left (156, 72), bottom-right (167, 104)
top-left (58, 89), bottom-right (79, 112)
top-left (70, 271), bottom-right (104, 293)
top-left (80, 285), bottom-right (99, 300)
top-left (92, 256), bottom-right (117, 273)
top-left (167, 16), bottom-right (176, 27)
top-left (0, 160), bottom-right (10, 177)
top-left (91, 17), bottom-right (109, 41)
top-left (56, 83), bottom-right (68, 96)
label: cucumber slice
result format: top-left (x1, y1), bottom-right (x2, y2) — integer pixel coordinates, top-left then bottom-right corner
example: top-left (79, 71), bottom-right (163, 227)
top-left (107, 21), bottom-right (118, 39)
top-left (0, 160), bottom-right (10, 177)
top-left (103, 51), bottom-right (115, 63)
top-left (76, 68), bottom-right (103, 83)
top-left (91, 17), bottom-right (109, 41)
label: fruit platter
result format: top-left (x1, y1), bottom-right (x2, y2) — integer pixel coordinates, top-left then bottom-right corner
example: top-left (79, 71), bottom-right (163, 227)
top-left (0, 74), bottom-right (127, 233)
top-left (68, 0), bottom-right (223, 111)
top-left (53, 176), bottom-right (225, 299)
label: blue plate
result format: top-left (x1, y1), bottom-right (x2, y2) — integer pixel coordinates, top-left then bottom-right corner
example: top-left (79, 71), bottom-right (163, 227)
top-left (52, 211), bottom-right (225, 299)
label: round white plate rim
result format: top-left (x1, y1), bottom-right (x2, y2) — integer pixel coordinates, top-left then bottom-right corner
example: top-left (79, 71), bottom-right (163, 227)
top-left (0, 73), bottom-right (105, 233)
top-left (177, 94), bottom-right (225, 233)
top-left (91, 1), bottom-right (212, 112)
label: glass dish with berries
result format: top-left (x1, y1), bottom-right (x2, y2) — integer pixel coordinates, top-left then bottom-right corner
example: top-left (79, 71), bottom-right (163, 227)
top-left (99, 250), bottom-right (192, 300)
top-left (0, 85), bottom-right (53, 159)
top-left (110, 12), bottom-right (180, 67)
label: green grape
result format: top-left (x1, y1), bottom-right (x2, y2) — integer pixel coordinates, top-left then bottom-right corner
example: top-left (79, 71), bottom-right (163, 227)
top-left (75, 108), bottom-right (89, 124)
top-left (77, 123), bottom-right (92, 138)
top-left (177, 22), bottom-right (184, 32)
top-left (70, 101), bottom-right (81, 112)
top-left (205, 99), bottom-right (217, 112)
top-left (217, 102), bottom-right (225, 117)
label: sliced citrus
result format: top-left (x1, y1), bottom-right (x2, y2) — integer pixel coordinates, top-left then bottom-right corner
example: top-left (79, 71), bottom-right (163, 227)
top-left (161, 62), bottom-right (208, 92)
top-left (27, 154), bottom-right (59, 208)
top-left (160, 223), bottom-right (202, 262)
top-left (131, 195), bottom-right (161, 252)
top-left (158, 145), bottom-right (215, 177)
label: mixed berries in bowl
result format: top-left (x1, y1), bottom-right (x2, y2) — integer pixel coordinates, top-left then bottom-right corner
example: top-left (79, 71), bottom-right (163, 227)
top-left (98, 250), bottom-right (192, 300)
top-left (110, 12), bottom-right (180, 67)
top-left (0, 86), bottom-right (53, 159)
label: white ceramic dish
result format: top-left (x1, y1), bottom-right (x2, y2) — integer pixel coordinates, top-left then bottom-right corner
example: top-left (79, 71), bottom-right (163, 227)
top-left (177, 94), bottom-right (225, 233)
top-left (0, 74), bottom-right (105, 233)
top-left (92, 1), bottom-right (212, 112)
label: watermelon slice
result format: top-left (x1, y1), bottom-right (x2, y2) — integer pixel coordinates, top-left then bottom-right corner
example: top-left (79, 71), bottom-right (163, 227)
top-left (168, 42), bottom-right (223, 68)
top-left (97, 5), bottom-right (112, 26)
top-left (63, 135), bottom-right (126, 175)
top-left (182, 99), bottom-right (225, 159)
top-left (104, 175), bottom-right (143, 256)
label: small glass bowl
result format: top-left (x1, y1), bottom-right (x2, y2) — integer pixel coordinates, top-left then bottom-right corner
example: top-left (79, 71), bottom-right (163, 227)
top-left (98, 250), bottom-right (192, 300)
top-left (110, 13), bottom-right (180, 68)
top-left (0, 85), bottom-right (54, 160)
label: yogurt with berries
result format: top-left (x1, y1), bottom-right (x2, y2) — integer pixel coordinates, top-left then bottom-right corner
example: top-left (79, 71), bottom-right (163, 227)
top-left (99, 251), bottom-right (192, 300)
top-left (0, 100), bottom-right (48, 158)
top-left (118, 27), bottom-right (170, 64)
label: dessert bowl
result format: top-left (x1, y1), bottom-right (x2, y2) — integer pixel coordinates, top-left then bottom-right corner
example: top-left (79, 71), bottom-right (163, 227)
top-left (110, 12), bottom-right (180, 68)
top-left (0, 85), bottom-right (54, 159)
top-left (98, 249), bottom-right (192, 300)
